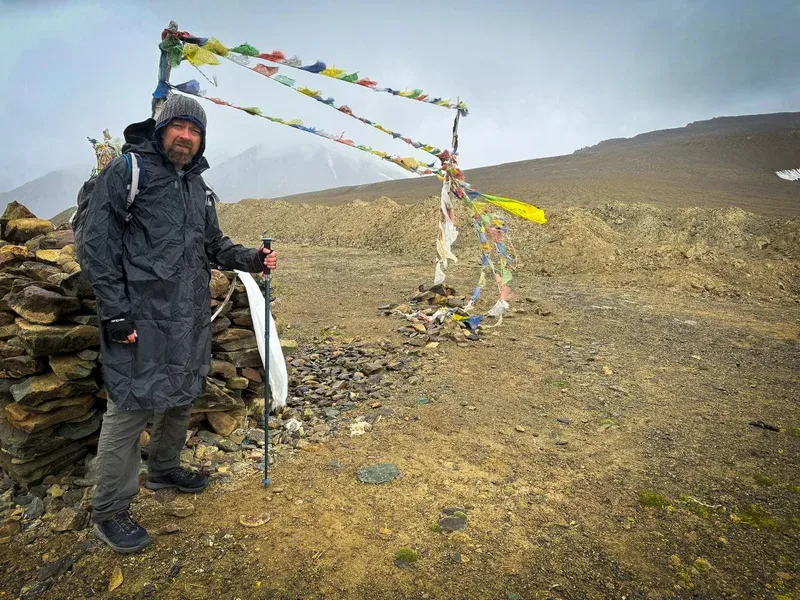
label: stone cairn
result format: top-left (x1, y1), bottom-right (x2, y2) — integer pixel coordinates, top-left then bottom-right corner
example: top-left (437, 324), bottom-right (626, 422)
top-left (0, 201), bottom-right (268, 487)
top-left (380, 283), bottom-right (483, 348)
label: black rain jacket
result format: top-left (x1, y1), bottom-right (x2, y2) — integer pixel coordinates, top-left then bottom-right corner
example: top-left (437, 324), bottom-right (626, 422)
top-left (81, 118), bottom-right (262, 410)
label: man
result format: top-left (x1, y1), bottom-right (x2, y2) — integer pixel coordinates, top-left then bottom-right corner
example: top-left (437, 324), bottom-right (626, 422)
top-left (80, 94), bottom-right (277, 553)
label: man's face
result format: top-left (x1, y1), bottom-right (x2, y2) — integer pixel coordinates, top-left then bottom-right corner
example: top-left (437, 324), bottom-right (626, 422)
top-left (162, 118), bottom-right (202, 168)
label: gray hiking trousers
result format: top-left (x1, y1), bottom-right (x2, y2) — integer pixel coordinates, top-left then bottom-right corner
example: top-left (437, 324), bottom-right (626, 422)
top-left (91, 399), bottom-right (192, 523)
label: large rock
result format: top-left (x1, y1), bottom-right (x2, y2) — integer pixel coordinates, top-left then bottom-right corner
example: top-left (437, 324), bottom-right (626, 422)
top-left (66, 314), bottom-right (97, 327)
top-left (5, 395), bottom-right (94, 433)
top-left (0, 245), bottom-right (35, 270)
top-left (60, 260), bottom-right (81, 275)
top-left (24, 235), bottom-right (47, 253)
top-left (77, 349), bottom-right (99, 361)
top-left (357, 463), bottom-right (401, 484)
top-left (0, 274), bottom-right (22, 297)
top-left (10, 373), bottom-right (98, 407)
top-left (60, 271), bottom-right (93, 298)
top-left (0, 399), bottom-right (67, 460)
top-left (225, 376), bottom-right (249, 390)
top-left (49, 355), bottom-right (96, 380)
top-left (35, 249), bottom-right (61, 266)
top-left (6, 285), bottom-right (81, 324)
top-left (57, 409), bottom-right (101, 440)
top-left (228, 308), bottom-right (253, 327)
top-left (4, 219), bottom-right (54, 244)
top-left (19, 392), bottom-right (97, 414)
top-left (0, 431), bottom-right (67, 461)
top-left (194, 378), bottom-right (244, 412)
top-left (47, 272), bottom-right (70, 287)
top-left (211, 316), bottom-right (231, 335)
top-left (39, 230), bottom-right (75, 250)
top-left (231, 292), bottom-right (249, 309)
top-left (0, 202), bottom-right (36, 238)
top-left (19, 261), bottom-right (62, 283)
top-left (206, 410), bottom-right (243, 437)
top-left (240, 367), bottom-right (262, 384)
top-left (212, 328), bottom-right (258, 352)
top-left (0, 323), bottom-right (19, 341)
top-left (51, 507), bottom-right (89, 532)
top-left (16, 320), bottom-right (99, 357)
top-left (56, 245), bottom-right (79, 274)
top-left (214, 348), bottom-right (261, 368)
top-left (58, 244), bottom-right (76, 262)
top-left (209, 359), bottom-right (237, 379)
top-left (280, 339), bottom-right (298, 352)
top-left (0, 339), bottom-right (25, 358)
top-left (210, 270), bottom-right (230, 299)
top-left (0, 355), bottom-right (48, 379)
top-left (0, 379), bottom-right (22, 402)
top-left (0, 440), bottom-right (88, 486)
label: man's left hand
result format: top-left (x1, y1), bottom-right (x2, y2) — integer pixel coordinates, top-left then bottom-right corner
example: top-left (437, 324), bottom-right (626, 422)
top-left (258, 245), bottom-right (278, 272)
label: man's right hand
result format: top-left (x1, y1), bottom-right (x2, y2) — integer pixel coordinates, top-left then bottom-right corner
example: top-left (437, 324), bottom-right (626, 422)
top-left (106, 316), bottom-right (137, 344)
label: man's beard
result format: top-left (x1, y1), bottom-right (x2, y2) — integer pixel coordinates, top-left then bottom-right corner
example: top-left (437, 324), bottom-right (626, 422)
top-left (166, 143), bottom-right (195, 168)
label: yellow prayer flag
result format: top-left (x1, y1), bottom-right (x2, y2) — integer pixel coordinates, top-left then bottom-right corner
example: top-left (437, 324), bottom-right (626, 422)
top-left (321, 68), bottom-right (346, 78)
top-left (183, 44), bottom-right (220, 67)
top-left (204, 38), bottom-right (230, 57)
top-left (481, 194), bottom-right (547, 224)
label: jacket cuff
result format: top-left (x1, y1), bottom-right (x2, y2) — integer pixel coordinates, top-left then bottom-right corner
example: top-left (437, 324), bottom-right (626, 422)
top-left (251, 248), bottom-right (264, 273)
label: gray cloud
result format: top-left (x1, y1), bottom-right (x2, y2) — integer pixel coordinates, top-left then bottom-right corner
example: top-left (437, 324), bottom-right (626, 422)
top-left (1, 0), bottom-right (798, 191)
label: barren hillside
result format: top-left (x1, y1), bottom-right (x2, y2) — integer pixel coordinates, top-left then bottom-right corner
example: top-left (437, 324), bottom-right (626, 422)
top-left (223, 112), bottom-right (800, 218)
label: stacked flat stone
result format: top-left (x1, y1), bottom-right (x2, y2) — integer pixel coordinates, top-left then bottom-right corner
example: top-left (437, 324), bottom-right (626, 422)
top-left (197, 269), bottom-right (268, 437)
top-left (0, 202), bottom-right (101, 486)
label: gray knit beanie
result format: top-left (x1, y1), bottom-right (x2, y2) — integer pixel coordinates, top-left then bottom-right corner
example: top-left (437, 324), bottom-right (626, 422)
top-left (154, 94), bottom-right (207, 132)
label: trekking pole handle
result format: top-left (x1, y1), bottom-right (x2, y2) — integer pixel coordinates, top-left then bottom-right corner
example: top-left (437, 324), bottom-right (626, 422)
top-left (261, 237), bottom-right (273, 275)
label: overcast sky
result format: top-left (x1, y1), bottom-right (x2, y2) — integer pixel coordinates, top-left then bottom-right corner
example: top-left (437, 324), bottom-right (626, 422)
top-left (1, 0), bottom-right (798, 191)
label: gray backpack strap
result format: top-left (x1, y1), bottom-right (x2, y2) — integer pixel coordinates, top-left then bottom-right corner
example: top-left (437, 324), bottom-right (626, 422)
top-left (124, 153), bottom-right (140, 223)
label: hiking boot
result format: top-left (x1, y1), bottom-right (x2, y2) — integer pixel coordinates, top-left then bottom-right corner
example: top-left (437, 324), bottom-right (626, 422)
top-left (145, 467), bottom-right (209, 493)
top-left (93, 509), bottom-right (151, 554)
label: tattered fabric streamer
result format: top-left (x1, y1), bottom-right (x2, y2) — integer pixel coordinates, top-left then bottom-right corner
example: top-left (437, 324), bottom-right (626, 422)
top-left (458, 191), bottom-right (516, 322)
top-left (434, 180), bottom-right (459, 285)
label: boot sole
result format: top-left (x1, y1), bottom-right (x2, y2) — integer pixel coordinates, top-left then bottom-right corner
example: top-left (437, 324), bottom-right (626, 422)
top-left (93, 523), bottom-right (152, 554)
top-left (144, 480), bottom-right (209, 493)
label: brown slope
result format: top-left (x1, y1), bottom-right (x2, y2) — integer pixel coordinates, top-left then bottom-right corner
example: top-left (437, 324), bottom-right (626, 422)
top-left (230, 112), bottom-right (800, 218)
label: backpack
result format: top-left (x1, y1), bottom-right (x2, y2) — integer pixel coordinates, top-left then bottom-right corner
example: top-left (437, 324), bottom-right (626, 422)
top-left (73, 153), bottom-right (144, 264)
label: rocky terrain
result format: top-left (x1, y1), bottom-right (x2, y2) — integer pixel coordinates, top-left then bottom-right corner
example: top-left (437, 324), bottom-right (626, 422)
top-left (0, 202), bottom-right (425, 595)
top-left (0, 112), bottom-right (798, 599)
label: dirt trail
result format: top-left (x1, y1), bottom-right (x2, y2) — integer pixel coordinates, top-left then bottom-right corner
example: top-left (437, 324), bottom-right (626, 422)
top-left (2, 236), bottom-right (797, 599)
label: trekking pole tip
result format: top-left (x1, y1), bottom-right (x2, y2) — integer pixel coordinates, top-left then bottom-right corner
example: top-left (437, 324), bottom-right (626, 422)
top-left (261, 477), bottom-right (271, 487)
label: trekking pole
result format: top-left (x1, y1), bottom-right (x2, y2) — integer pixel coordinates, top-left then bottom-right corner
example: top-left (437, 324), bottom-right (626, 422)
top-left (261, 236), bottom-right (273, 487)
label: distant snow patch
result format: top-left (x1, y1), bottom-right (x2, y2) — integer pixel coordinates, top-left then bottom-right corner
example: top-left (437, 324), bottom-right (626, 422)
top-left (776, 168), bottom-right (800, 181)
top-left (327, 156), bottom-right (338, 180)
